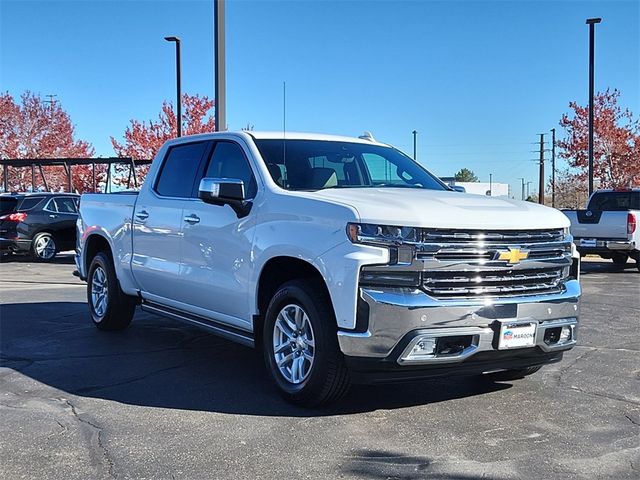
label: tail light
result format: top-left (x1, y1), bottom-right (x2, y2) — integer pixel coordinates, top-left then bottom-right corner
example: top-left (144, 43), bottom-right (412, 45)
top-left (0, 212), bottom-right (28, 222)
top-left (628, 213), bottom-right (637, 235)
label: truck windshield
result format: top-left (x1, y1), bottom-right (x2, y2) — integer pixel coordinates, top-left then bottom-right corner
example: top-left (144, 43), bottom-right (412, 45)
top-left (254, 139), bottom-right (447, 191)
top-left (588, 191), bottom-right (640, 211)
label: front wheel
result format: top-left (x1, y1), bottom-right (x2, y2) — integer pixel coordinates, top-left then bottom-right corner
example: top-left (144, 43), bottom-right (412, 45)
top-left (263, 280), bottom-right (350, 406)
top-left (87, 252), bottom-right (136, 331)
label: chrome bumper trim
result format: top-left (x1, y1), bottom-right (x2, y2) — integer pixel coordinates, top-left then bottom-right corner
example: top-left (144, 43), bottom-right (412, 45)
top-left (337, 280), bottom-right (581, 359)
top-left (396, 318), bottom-right (577, 365)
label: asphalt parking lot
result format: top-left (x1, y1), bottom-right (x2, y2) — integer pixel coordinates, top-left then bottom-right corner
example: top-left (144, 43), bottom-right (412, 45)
top-left (1, 255), bottom-right (638, 480)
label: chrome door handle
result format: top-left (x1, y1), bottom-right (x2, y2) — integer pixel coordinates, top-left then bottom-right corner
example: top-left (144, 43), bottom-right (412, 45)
top-left (184, 214), bottom-right (200, 224)
top-left (49, 214), bottom-right (57, 218)
top-left (135, 210), bottom-right (149, 221)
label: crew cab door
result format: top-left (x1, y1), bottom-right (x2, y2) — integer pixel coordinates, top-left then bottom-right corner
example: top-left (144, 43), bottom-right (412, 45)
top-left (131, 140), bottom-right (210, 301)
top-left (177, 140), bottom-right (258, 330)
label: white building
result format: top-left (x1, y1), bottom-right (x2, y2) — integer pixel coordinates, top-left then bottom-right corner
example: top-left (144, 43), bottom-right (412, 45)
top-left (455, 182), bottom-right (509, 197)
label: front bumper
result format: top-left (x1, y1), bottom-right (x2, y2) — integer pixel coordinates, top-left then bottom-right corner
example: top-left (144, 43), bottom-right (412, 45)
top-left (338, 279), bottom-right (580, 380)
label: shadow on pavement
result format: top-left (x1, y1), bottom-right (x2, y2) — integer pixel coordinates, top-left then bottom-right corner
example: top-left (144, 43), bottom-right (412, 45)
top-left (580, 258), bottom-right (639, 275)
top-left (0, 301), bottom-right (511, 417)
top-left (0, 252), bottom-right (76, 265)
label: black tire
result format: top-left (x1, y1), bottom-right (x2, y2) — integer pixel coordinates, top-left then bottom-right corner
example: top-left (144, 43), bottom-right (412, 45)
top-left (87, 252), bottom-right (136, 331)
top-left (485, 365), bottom-right (542, 381)
top-left (263, 279), bottom-right (350, 406)
top-left (611, 254), bottom-right (628, 265)
top-left (31, 232), bottom-right (57, 262)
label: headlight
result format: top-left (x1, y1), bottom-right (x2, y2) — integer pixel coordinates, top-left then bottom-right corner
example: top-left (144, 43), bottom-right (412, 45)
top-left (347, 223), bottom-right (420, 245)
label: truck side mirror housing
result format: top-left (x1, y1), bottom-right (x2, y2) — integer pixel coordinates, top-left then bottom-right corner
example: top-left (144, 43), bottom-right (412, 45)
top-left (451, 185), bottom-right (466, 193)
top-left (198, 178), bottom-right (252, 217)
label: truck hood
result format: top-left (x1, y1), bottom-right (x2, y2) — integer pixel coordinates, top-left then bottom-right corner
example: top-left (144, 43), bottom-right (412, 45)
top-left (311, 188), bottom-right (570, 230)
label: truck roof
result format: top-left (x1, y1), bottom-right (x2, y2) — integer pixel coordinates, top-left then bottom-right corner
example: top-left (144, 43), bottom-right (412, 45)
top-left (163, 131), bottom-right (389, 148)
top-left (247, 131), bottom-right (387, 146)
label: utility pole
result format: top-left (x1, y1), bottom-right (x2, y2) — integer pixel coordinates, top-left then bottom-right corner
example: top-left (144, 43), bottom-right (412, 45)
top-left (551, 128), bottom-right (556, 208)
top-left (44, 94), bottom-right (57, 112)
top-left (538, 133), bottom-right (545, 205)
top-left (214, 0), bottom-right (226, 131)
top-left (518, 177), bottom-right (525, 201)
top-left (489, 173), bottom-right (493, 196)
top-left (586, 18), bottom-right (601, 196)
top-left (412, 130), bottom-right (417, 160)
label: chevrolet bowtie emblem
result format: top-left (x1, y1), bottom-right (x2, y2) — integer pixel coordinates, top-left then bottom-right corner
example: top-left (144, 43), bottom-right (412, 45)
top-left (497, 248), bottom-right (529, 264)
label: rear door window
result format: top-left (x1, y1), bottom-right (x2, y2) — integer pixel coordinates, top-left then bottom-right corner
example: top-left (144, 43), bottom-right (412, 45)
top-left (155, 142), bottom-right (209, 198)
top-left (18, 197), bottom-right (45, 211)
top-left (54, 197), bottom-right (78, 214)
top-left (43, 198), bottom-right (57, 213)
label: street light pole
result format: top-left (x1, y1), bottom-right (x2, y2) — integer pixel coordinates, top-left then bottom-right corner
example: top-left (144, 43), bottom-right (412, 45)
top-left (164, 36), bottom-right (182, 137)
top-left (412, 130), bottom-right (417, 160)
top-left (586, 17), bottom-right (602, 196)
top-left (489, 173), bottom-right (493, 196)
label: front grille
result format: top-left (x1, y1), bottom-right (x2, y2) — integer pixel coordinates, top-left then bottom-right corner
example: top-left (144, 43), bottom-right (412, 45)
top-left (422, 267), bottom-right (566, 299)
top-left (420, 228), bottom-right (571, 300)
top-left (360, 228), bottom-right (573, 301)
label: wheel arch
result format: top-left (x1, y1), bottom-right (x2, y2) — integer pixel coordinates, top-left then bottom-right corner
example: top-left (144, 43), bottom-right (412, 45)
top-left (254, 256), bottom-right (335, 347)
top-left (83, 233), bottom-right (113, 274)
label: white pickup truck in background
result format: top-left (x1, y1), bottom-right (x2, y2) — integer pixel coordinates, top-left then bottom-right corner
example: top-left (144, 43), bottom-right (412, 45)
top-left (76, 131), bottom-right (581, 406)
top-left (564, 189), bottom-right (639, 271)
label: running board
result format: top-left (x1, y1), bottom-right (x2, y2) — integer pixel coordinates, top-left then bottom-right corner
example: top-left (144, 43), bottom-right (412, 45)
top-left (141, 301), bottom-right (254, 348)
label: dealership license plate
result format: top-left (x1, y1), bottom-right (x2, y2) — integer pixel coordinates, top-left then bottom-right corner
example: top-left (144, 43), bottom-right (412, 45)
top-left (580, 238), bottom-right (597, 247)
top-left (498, 322), bottom-right (537, 350)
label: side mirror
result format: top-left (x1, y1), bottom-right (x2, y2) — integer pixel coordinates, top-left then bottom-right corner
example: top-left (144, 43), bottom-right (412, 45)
top-left (451, 185), bottom-right (466, 193)
top-left (198, 178), bottom-right (252, 217)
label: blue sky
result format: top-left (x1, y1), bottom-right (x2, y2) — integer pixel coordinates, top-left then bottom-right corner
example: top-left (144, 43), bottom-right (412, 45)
top-left (1, 0), bottom-right (638, 198)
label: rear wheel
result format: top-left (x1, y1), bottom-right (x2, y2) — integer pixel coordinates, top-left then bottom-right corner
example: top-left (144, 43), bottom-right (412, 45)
top-left (611, 254), bottom-right (628, 265)
top-left (87, 252), bottom-right (136, 331)
top-left (31, 232), bottom-right (57, 262)
top-left (485, 365), bottom-right (542, 381)
top-left (263, 280), bottom-right (350, 406)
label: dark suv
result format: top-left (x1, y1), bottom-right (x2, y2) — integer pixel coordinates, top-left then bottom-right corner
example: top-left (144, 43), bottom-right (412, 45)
top-left (0, 192), bottom-right (80, 261)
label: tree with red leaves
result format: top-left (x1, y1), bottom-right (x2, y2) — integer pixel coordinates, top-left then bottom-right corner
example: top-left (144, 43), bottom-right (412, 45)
top-left (0, 91), bottom-right (96, 192)
top-left (111, 94), bottom-right (215, 160)
top-left (110, 94), bottom-right (215, 186)
top-left (556, 89), bottom-right (640, 196)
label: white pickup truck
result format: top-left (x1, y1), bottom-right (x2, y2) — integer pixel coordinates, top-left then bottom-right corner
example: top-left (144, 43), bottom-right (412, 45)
top-left (564, 189), bottom-right (640, 271)
top-left (76, 131), bottom-right (581, 405)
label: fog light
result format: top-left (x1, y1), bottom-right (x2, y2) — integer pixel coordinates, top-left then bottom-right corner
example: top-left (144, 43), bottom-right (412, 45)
top-left (559, 326), bottom-right (572, 343)
top-left (410, 338), bottom-right (436, 357)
